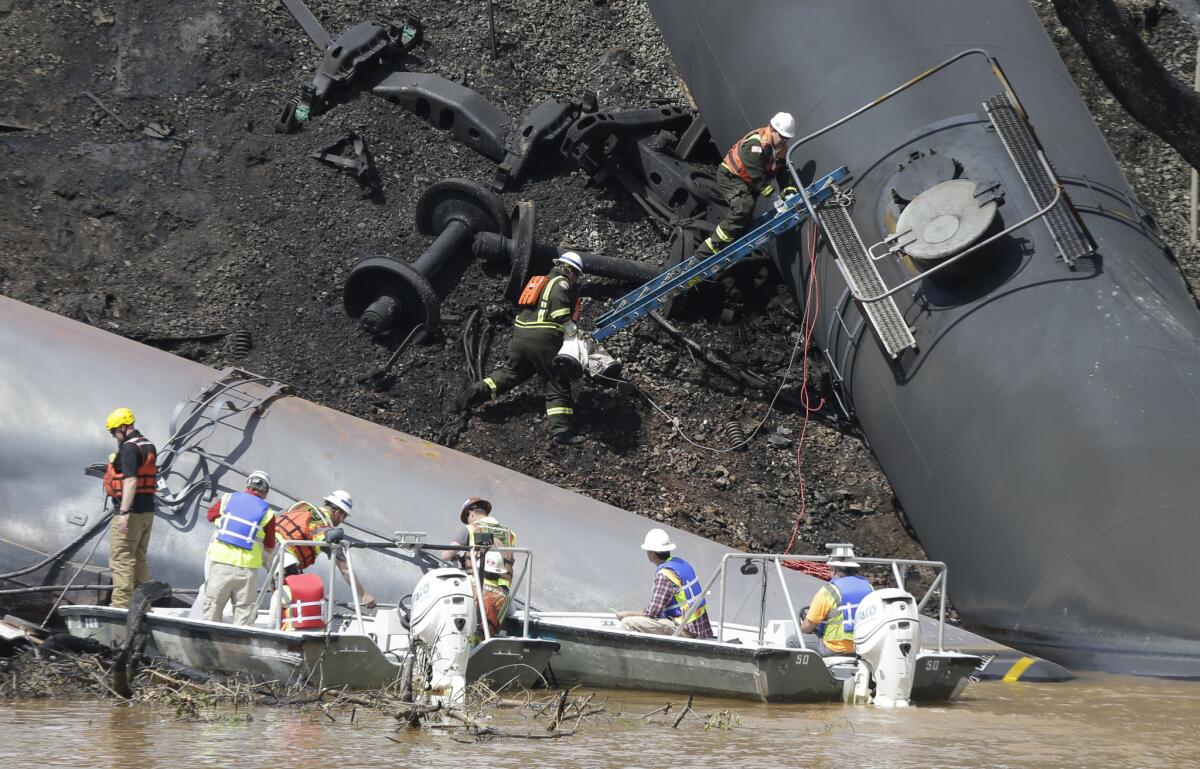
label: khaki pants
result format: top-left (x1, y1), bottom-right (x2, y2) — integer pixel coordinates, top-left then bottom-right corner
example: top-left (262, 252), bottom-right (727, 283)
top-left (109, 512), bottom-right (153, 609)
top-left (203, 559), bottom-right (258, 625)
top-left (620, 616), bottom-right (688, 636)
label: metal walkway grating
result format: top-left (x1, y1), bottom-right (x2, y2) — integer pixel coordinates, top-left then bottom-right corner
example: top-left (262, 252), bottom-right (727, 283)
top-left (818, 203), bottom-right (916, 359)
top-left (984, 93), bottom-right (1093, 265)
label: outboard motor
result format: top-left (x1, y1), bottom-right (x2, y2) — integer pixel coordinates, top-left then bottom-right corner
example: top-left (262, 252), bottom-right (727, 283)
top-left (849, 588), bottom-right (921, 708)
top-left (409, 567), bottom-right (477, 705)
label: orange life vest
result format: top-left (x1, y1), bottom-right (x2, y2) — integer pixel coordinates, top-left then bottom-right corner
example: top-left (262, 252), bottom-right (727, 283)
top-left (517, 275), bottom-right (549, 306)
top-left (720, 127), bottom-right (784, 186)
top-left (281, 572), bottom-right (326, 630)
top-left (103, 435), bottom-right (157, 499)
top-left (276, 503), bottom-right (328, 570)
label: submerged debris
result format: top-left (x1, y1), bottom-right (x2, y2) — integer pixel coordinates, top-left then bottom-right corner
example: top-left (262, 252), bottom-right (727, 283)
top-left (1, 644), bottom-right (737, 739)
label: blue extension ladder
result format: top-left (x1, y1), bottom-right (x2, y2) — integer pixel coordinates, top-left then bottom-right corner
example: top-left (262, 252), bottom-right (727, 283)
top-left (591, 166), bottom-right (849, 342)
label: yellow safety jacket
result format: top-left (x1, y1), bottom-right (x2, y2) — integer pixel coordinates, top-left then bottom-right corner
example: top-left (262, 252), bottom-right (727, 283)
top-left (466, 516), bottom-right (517, 588)
top-left (514, 269), bottom-right (575, 332)
top-left (207, 493), bottom-right (274, 570)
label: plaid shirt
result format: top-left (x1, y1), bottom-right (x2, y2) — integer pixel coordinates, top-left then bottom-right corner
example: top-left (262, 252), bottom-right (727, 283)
top-left (643, 572), bottom-right (714, 639)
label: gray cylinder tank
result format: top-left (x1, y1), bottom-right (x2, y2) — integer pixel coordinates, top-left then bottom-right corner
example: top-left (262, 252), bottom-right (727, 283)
top-left (650, 0), bottom-right (1200, 675)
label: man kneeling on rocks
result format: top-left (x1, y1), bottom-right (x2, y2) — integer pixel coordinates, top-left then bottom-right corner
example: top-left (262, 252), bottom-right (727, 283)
top-left (615, 528), bottom-right (713, 640)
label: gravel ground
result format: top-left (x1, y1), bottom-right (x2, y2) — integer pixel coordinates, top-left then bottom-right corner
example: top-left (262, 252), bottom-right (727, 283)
top-left (1, 1), bottom-right (1195, 564)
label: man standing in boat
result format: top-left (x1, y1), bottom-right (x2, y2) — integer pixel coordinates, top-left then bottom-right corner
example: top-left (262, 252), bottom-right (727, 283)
top-left (615, 529), bottom-right (714, 640)
top-left (102, 407), bottom-right (158, 609)
top-left (202, 470), bottom-right (276, 625)
top-left (275, 489), bottom-right (377, 609)
top-left (441, 497), bottom-right (517, 588)
top-left (798, 544), bottom-right (873, 656)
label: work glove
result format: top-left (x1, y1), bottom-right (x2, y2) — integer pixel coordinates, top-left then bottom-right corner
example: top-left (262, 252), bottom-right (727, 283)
top-left (772, 195), bottom-right (787, 215)
top-left (781, 186), bottom-right (798, 199)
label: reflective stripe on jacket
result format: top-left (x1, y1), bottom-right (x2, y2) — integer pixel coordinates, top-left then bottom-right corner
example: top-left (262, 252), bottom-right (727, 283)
top-left (207, 492), bottom-right (274, 569)
top-left (467, 516), bottom-right (517, 588)
top-left (281, 572), bottom-right (325, 630)
top-left (656, 556), bottom-right (707, 623)
top-left (816, 575), bottom-right (874, 645)
top-left (514, 270), bottom-right (574, 332)
top-left (720, 127), bottom-right (784, 190)
top-left (103, 435), bottom-right (158, 498)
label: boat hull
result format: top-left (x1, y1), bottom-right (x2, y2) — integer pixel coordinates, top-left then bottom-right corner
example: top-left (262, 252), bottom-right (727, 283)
top-left (531, 615), bottom-right (980, 704)
top-left (60, 605), bottom-right (556, 691)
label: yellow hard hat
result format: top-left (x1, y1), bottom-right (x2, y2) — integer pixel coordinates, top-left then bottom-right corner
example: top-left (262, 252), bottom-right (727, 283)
top-left (105, 407), bottom-right (136, 431)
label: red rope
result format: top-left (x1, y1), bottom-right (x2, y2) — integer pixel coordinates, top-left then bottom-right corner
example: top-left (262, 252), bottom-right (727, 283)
top-left (782, 219), bottom-right (832, 581)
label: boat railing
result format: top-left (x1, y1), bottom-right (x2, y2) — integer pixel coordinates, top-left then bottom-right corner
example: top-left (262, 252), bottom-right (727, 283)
top-left (255, 535), bottom-right (535, 643)
top-left (682, 552), bottom-right (949, 653)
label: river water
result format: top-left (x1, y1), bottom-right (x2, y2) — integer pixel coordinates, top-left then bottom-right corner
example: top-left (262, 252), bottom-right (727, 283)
top-left (1, 673), bottom-right (1196, 768)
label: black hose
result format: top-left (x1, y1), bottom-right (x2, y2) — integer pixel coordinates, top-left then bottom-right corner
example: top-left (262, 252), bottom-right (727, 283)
top-left (476, 323), bottom-right (492, 381)
top-left (0, 584), bottom-right (199, 597)
top-left (0, 509), bottom-right (112, 581)
top-left (0, 584), bottom-right (112, 596)
top-left (462, 308), bottom-right (481, 380)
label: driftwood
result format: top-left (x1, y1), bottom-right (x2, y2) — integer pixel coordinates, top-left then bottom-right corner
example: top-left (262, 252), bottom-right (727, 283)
top-left (110, 581), bottom-right (171, 697)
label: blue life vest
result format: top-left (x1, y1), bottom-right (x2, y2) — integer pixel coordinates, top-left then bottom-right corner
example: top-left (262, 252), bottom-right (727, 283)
top-left (215, 492), bottom-right (271, 550)
top-left (816, 575), bottom-right (873, 640)
top-left (656, 556), bottom-right (707, 622)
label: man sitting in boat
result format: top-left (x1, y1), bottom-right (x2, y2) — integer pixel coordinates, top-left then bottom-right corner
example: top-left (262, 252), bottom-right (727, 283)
top-left (473, 549), bottom-right (510, 645)
top-left (796, 544), bottom-right (874, 656)
top-left (440, 497), bottom-right (517, 589)
top-left (275, 489), bottom-right (377, 610)
top-left (614, 528), bottom-right (714, 639)
top-left (202, 470), bottom-right (276, 625)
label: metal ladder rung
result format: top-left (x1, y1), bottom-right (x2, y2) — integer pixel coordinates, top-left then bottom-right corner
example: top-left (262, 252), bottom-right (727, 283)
top-left (984, 94), bottom-right (1093, 265)
top-left (818, 204), bottom-right (916, 359)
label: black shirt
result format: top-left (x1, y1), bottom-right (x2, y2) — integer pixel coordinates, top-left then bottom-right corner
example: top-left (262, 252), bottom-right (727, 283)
top-left (116, 431), bottom-right (156, 513)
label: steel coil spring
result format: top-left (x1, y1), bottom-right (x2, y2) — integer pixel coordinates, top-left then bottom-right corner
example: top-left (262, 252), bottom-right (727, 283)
top-left (723, 418), bottom-right (748, 447)
top-left (229, 329), bottom-right (253, 358)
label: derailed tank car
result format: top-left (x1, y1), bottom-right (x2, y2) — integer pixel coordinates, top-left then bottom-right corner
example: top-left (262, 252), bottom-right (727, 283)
top-left (648, 0), bottom-right (1200, 675)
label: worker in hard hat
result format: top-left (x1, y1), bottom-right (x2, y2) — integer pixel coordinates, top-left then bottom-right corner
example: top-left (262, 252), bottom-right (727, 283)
top-left (451, 252), bottom-right (587, 445)
top-left (103, 408), bottom-right (159, 609)
top-left (695, 112), bottom-right (798, 259)
top-left (796, 544), bottom-right (874, 656)
top-left (615, 528), bottom-right (714, 639)
top-left (441, 497), bottom-right (518, 588)
top-left (202, 470), bottom-right (276, 625)
top-left (275, 489), bottom-right (377, 610)
top-left (473, 549), bottom-right (511, 645)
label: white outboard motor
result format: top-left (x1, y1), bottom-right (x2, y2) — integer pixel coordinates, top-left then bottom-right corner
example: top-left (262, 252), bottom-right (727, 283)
top-left (409, 567), bottom-right (477, 705)
top-left (850, 588), bottom-right (922, 708)
top-left (555, 321), bottom-right (621, 380)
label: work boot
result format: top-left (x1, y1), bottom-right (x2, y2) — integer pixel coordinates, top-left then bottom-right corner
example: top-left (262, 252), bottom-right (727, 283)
top-left (552, 431), bottom-right (585, 446)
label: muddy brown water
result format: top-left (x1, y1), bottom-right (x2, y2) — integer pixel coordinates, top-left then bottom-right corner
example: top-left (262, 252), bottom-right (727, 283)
top-left (1, 674), bottom-right (1196, 768)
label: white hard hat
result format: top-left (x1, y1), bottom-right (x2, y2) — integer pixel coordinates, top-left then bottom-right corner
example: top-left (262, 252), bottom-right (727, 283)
top-left (554, 251), bottom-right (585, 274)
top-left (640, 528), bottom-right (677, 553)
top-left (246, 470), bottom-right (271, 490)
top-left (826, 542), bottom-right (860, 569)
top-left (483, 549), bottom-right (506, 575)
top-left (770, 111), bottom-right (795, 139)
top-left (324, 489), bottom-right (353, 515)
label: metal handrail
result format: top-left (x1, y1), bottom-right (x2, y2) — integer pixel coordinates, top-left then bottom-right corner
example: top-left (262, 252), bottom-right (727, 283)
top-left (781, 47), bottom-right (1047, 307)
top-left (256, 539), bottom-right (535, 643)
top-left (677, 551), bottom-right (949, 653)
